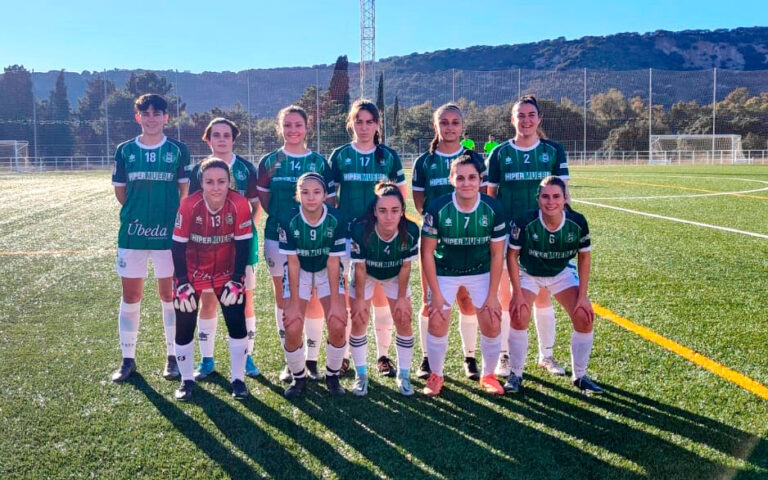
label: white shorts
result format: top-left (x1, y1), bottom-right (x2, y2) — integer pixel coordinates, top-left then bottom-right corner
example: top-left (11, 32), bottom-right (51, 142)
top-left (283, 266), bottom-right (345, 301)
top-left (245, 265), bottom-right (256, 291)
top-left (349, 271), bottom-right (410, 301)
top-left (264, 239), bottom-right (286, 277)
top-left (519, 266), bottom-right (579, 296)
top-left (434, 273), bottom-right (492, 310)
top-left (340, 239), bottom-right (352, 282)
top-left (116, 248), bottom-right (174, 279)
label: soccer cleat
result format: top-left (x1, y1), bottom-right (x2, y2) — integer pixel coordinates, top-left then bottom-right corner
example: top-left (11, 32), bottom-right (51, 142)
top-left (279, 365), bottom-right (293, 383)
top-left (479, 374), bottom-right (505, 395)
top-left (193, 357), bottom-right (215, 381)
top-left (245, 355), bottom-right (261, 378)
top-left (538, 356), bottom-right (566, 376)
top-left (174, 380), bottom-right (195, 401)
top-left (325, 374), bottom-right (346, 397)
top-left (377, 356), bottom-right (396, 378)
top-left (396, 374), bottom-right (414, 396)
top-left (416, 357), bottom-right (431, 380)
top-left (305, 360), bottom-right (322, 381)
top-left (573, 375), bottom-right (603, 395)
top-left (352, 374), bottom-right (369, 396)
top-left (339, 358), bottom-right (351, 377)
top-left (162, 355), bottom-right (180, 380)
top-left (494, 354), bottom-right (511, 377)
top-left (463, 357), bottom-right (480, 381)
top-left (231, 379), bottom-right (249, 400)
top-left (284, 377), bottom-right (308, 399)
top-left (503, 374), bottom-right (523, 393)
top-left (111, 358), bottom-right (136, 383)
top-left (423, 373), bottom-right (444, 397)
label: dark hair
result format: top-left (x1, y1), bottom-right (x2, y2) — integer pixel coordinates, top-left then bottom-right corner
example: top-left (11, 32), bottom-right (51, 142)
top-left (295, 172), bottom-right (327, 200)
top-left (134, 94), bottom-right (168, 114)
top-left (276, 105), bottom-right (311, 145)
top-left (202, 117), bottom-right (240, 142)
top-left (347, 99), bottom-right (385, 166)
top-left (362, 181), bottom-right (408, 249)
top-left (511, 94), bottom-right (547, 140)
top-left (429, 103), bottom-right (463, 154)
top-left (537, 175), bottom-right (567, 197)
top-left (449, 151), bottom-right (483, 178)
top-left (199, 157), bottom-right (231, 184)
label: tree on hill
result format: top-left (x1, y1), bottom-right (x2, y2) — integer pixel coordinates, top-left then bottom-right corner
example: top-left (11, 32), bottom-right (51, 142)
top-left (76, 75), bottom-right (116, 156)
top-left (0, 65), bottom-right (34, 145)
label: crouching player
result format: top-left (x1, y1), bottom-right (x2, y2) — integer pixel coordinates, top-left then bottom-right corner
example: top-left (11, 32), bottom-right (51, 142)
top-left (171, 158), bottom-right (253, 401)
top-left (349, 182), bottom-right (420, 396)
top-left (505, 176), bottom-right (602, 394)
top-left (279, 173), bottom-right (348, 399)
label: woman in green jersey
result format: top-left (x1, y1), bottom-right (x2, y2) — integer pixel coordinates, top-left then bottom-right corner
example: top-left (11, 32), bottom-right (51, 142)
top-left (330, 100), bottom-right (407, 377)
top-left (279, 173), bottom-right (347, 399)
top-left (349, 181), bottom-right (420, 396)
top-left (421, 154), bottom-right (507, 397)
top-left (506, 176), bottom-right (601, 395)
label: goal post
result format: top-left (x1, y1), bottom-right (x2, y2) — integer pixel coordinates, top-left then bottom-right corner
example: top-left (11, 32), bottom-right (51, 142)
top-left (0, 140), bottom-right (32, 172)
top-left (649, 134), bottom-right (749, 165)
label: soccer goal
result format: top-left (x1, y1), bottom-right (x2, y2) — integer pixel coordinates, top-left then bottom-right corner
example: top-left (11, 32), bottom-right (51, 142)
top-left (649, 134), bottom-right (749, 165)
top-left (0, 140), bottom-right (32, 172)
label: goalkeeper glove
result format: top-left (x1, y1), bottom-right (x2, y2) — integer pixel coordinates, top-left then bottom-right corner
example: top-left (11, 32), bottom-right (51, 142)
top-left (173, 282), bottom-right (198, 313)
top-left (220, 280), bottom-right (244, 306)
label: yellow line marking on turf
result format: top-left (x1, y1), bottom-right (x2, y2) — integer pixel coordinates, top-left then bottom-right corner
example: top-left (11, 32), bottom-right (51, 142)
top-left (0, 249), bottom-right (112, 256)
top-left (593, 303), bottom-right (768, 401)
top-left (579, 176), bottom-right (768, 200)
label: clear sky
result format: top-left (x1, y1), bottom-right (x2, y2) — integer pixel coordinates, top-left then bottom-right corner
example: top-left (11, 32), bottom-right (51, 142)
top-left (2, 0), bottom-right (765, 73)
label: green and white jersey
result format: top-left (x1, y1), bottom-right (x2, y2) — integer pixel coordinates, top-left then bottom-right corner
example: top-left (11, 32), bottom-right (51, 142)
top-left (487, 139), bottom-right (569, 221)
top-left (508, 208), bottom-right (591, 277)
top-left (349, 219), bottom-right (420, 281)
top-left (330, 143), bottom-right (406, 231)
top-left (411, 147), bottom-right (487, 215)
top-left (112, 136), bottom-right (190, 250)
top-left (257, 148), bottom-right (334, 242)
top-left (422, 193), bottom-right (507, 277)
top-left (189, 154), bottom-right (260, 265)
top-left (278, 204), bottom-right (346, 273)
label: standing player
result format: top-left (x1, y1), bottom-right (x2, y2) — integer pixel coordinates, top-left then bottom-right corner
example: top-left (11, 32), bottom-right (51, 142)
top-left (421, 153), bottom-right (507, 396)
top-left (411, 103), bottom-right (485, 381)
top-left (258, 105), bottom-right (335, 383)
top-left (330, 99), bottom-right (407, 377)
top-left (505, 176), bottom-right (601, 394)
top-left (111, 94), bottom-right (190, 383)
top-left (349, 182), bottom-right (420, 396)
top-left (279, 173), bottom-right (348, 399)
top-left (487, 95), bottom-right (570, 378)
top-left (171, 158), bottom-right (252, 401)
top-left (187, 118), bottom-right (261, 381)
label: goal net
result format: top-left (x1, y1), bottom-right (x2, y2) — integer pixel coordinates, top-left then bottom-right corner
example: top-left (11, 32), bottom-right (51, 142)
top-left (0, 140), bottom-right (32, 171)
top-left (649, 134), bottom-right (749, 165)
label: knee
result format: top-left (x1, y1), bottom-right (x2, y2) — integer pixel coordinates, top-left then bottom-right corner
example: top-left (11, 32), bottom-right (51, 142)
top-left (572, 311), bottom-right (592, 333)
top-left (327, 318), bottom-right (346, 343)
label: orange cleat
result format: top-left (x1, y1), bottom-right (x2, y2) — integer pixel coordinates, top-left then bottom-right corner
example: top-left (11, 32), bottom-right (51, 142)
top-left (479, 374), bottom-right (505, 395)
top-left (423, 373), bottom-right (444, 396)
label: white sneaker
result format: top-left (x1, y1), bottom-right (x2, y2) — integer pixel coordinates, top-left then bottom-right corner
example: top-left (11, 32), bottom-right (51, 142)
top-left (538, 356), bottom-right (566, 376)
top-left (494, 354), bottom-right (511, 377)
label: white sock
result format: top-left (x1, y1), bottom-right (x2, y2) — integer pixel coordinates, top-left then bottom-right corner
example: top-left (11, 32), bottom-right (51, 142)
top-left (174, 341), bottom-right (195, 381)
top-left (395, 334), bottom-right (415, 372)
top-left (480, 334), bottom-right (502, 377)
top-left (507, 328), bottom-right (529, 377)
top-left (198, 315), bottom-right (218, 358)
top-left (373, 305), bottom-right (394, 358)
top-left (571, 330), bottom-right (594, 379)
top-left (274, 305), bottom-right (285, 349)
top-left (245, 316), bottom-right (256, 356)
top-left (425, 333), bottom-right (449, 377)
top-left (304, 316), bottom-right (324, 362)
top-left (349, 334), bottom-right (368, 371)
top-left (459, 313), bottom-right (478, 358)
top-left (419, 313), bottom-right (429, 357)
top-left (228, 336), bottom-right (248, 382)
top-left (326, 341), bottom-right (346, 376)
top-left (534, 305), bottom-right (556, 360)
top-left (118, 300), bottom-right (141, 358)
top-left (161, 301), bottom-right (176, 356)
top-left (284, 344), bottom-right (306, 378)
top-left (500, 311), bottom-right (511, 356)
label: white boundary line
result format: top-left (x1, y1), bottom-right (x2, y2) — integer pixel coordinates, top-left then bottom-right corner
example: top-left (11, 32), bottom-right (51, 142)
top-left (574, 200), bottom-right (768, 240)
top-left (577, 176), bottom-right (768, 201)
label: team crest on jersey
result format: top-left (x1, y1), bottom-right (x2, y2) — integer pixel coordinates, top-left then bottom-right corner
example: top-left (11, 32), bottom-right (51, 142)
top-left (164, 152), bottom-right (174, 163)
top-left (308, 164), bottom-right (316, 172)
top-left (541, 153), bottom-right (550, 163)
top-left (549, 234), bottom-right (555, 244)
top-left (567, 233), bottom-right (575, 242)
top-left (480, 215), bottom-right (488, 227)
top-left (226, 213), bottom-right (234, 225)
top-left (444, 218), bottom-right (452, 227)
top-left (128, 154), bottom-right (136, 163)
top-left (175, 212), bottom-right (182, 229)
top-left (195, 216), bottom-right (203, 225)
top-left (236, 170), bottom-right (246, 181)
top-left (326, 228), bottom-right (334, 238)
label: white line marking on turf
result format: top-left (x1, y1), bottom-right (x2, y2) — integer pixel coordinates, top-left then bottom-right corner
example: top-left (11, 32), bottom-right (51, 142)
top-left (573, 200), bottom-right (768, 240)
top-left (577, 176), bottom-right (768, 200)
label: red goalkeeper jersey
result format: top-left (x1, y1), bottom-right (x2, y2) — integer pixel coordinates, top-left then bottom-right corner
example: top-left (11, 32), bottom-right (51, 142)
top-left (173, 190), bottom-right (253, 290)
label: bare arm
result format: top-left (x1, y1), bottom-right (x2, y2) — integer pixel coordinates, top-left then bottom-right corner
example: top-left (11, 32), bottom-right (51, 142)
top-left (487, 185), bottom-right (498, 198)
top-left (420, 236), bottom-right (445, 309)
top-left (577, 250), bottom-right (590, 301)
top-left (413, 191), bottom-right (425, 215)
top-left (114, 186), bottom-right (126, 205)
top-left (178, 182), bottom-right (189, 202)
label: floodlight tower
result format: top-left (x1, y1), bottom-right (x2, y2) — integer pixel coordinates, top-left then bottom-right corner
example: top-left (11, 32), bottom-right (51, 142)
top-left (360, 0), bottom-right (375, 99)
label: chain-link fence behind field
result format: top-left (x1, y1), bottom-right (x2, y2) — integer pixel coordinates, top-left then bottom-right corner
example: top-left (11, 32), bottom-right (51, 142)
top-left (2, 67), bottom-right (768, 171)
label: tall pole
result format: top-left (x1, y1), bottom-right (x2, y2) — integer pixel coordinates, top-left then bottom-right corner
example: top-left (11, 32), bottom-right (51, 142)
top-left (648, 68), bottom-right (653, 163)
top-left (31, 69), bottom-right (38, 162)
top-left (360, 0), bottom-right (375, 99)
top-left (316, 69), bottom-right (321, 153)
top-left (452, 69), bottom-right (456, 102)
top-left (104, 69), bottom-right (110, 158)
top-left (712, 67), bottom-right (717, 154)
top-left (583, 68), bottom-right (587, 158)
top-left (175, 70), bottom-right (181, 141)
top-left (247, 72), bottom-right (253, 160)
